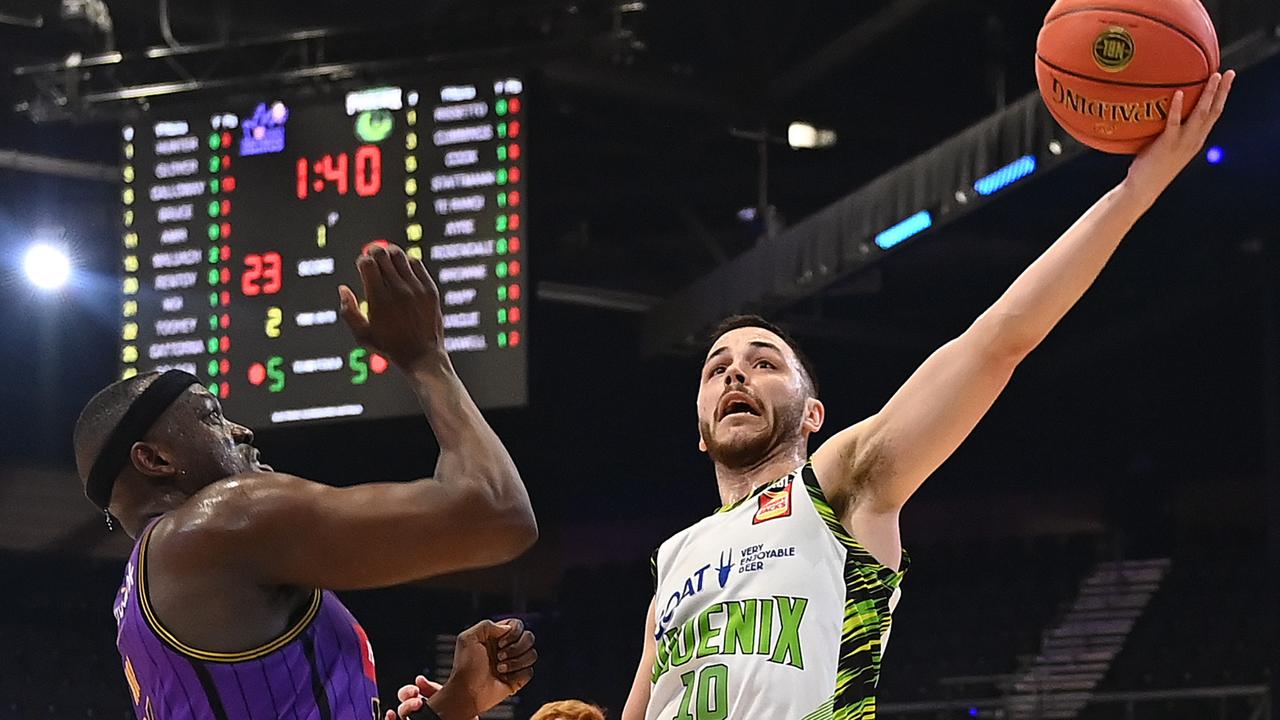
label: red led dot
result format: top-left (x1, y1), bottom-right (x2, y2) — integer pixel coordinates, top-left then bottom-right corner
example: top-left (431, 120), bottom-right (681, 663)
top-left (219, 268), bottom-right (231, 284)
top-left (219, 382), bottom-right (230, 399)
top-left (313, 180), bottom-right (324, 192)
top-left (509, 260), bottom-right (521, 277)
top-left (509, 307), bottom-right (522, 323)
top-left (509, 98), bottom-right (522, 114)
top-left (219, 222), bottom-right (231, 239)
top-left (248, 362), bottom-right (266, 386)
top-left (509, 283), bottom-right (522, 300)
top-left (223, 177), bottom-right (237, 192)
top-left (510, 331), bottom-right (522, 347)
top-left (220, 245), bottom-right (231, 261)
top-left (509, 237), bottom-right (521, 253)
top-left (219, 314), bottom-right (230, 329)
top-left (220, 132), bottom-right (232, 149)
top-left (508, 191), bottom-right (522, 207)
top-left (509, 121), bottom-right (521, 138)
top-left (509, 167), bottom-right (522, 183)
top-left (221, 155), bottom-right (232, 169)
top-left (220, 291), bottom-right (231, 306)
top-left (220, 199), bottom-right (231, 216)
top-left (362, 239), bottom-right (390, 255)
top-left (219, 358), bottom-right (230, 374)
top-left (219, 336), bottom-right (231, 352)
top-left (509, 144), bottom-right (522, 160)
top-left (370, 354), bottom-right (389, 374)
top-left (509, 213), bottom-right (521, 230)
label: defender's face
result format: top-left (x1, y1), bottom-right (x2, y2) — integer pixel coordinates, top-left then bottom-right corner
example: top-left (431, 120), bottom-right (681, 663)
top-left (696, 327), bottom-right (817, 467)
top-left (162, 387), bottom-right (269, 490)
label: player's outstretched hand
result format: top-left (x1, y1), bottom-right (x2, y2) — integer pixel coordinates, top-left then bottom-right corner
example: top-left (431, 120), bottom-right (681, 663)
top-left (338, 244), bottom-right (446, 370)
top-left (1127, 70), bottom-right (1235, 198)
top-left (385, 619), bottom-right (536, 720)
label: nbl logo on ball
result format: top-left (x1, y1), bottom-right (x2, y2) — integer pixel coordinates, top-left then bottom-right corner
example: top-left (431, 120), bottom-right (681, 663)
top-left (1093, 27), bottom-right (1135, 72)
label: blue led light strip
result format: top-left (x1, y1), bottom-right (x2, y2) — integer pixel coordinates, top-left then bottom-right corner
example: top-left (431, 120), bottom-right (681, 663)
top-left (974, 155), bottom-right (1037, 196)
top-left (874, 210), bottom-right (933, 250)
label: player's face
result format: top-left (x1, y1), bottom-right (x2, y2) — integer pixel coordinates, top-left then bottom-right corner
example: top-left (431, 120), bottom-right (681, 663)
top-left (162, 388), bottom-right (270, 492)
top-left (696, 327), bottom-right (818, 468)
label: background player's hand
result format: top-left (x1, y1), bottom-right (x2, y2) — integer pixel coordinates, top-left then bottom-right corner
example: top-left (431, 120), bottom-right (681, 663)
top-left (391, 619), bottom-right (536, 719)
top-left (1126, 70), bottom-right (1235, 199)
top-left (382, 676), bottom-right (480, 720)
top-left (338, 244), bottom-right (447, 370)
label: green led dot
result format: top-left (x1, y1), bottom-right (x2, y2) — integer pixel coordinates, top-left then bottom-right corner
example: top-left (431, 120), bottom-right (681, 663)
top-left (208, 383), bottom-right (218, 395)
top-left (207, 338), bottom-right (219, 354)
top-left (496, 262), bottom-right (509, 279)
top-left (207, 224), bottom-right (220, 241)
top-left (496, 98), bottom-right (509, 116)
top-left (497, 193), bottom-right (508, 209)
top-left (497, 146), bottom-right (508, 162)
top-left (209, 179), bottom-right (221, 194)
top-left (497, 238), bottom-right (509, 255)
top-left (209, 156), bottom-right (221, 173)
top-left (498, 332), bottom-right (508, 348)
top-left (207, 201), bottom-right (220, 218)
top-left (497, 308), bottom-right (508, 324)
top-left (496, 216), bottom-right (509, 233)
top-left (496, 168), bottom-right (509, 186)
top-left (208, 359), bottom-right (220, 377)
top-left (497, 123), bottom-right (508, 139)
top-left (207, 268), bottom-right (220, 286)
top-left (208, 134), bottom-right (220, 150)
top-left (207, 247), bottom-right (220, 264)
top-left (497, 286), bottom-right (508, 301)
top-left (208, 315), bottom-right (218, 331)
top-left (209, 292), bottom-right (219, 308)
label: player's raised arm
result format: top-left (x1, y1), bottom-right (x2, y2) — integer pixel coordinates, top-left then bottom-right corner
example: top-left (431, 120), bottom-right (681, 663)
top-left (158, 244), bottom-right (536, 590)
top-left (813, 73), bottom-right (1234, 537)
top-left (621, 597), bottom-right (658, 720)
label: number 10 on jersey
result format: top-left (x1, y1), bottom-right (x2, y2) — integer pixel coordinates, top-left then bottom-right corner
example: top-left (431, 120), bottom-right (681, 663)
top-left (674, 664), bottom-right (728, 720)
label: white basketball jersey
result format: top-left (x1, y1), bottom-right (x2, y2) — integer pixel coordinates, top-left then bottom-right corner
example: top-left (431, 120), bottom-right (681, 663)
top-left (647, 463), bottom-right (907, 720)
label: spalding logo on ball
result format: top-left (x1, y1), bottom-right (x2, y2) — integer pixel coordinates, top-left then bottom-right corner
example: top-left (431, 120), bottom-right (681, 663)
top-left (1036, 0), bottom-right (1219, 154)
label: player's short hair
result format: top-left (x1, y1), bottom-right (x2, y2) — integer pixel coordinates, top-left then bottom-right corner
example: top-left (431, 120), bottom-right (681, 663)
top-left (530, 699), bottom-right (607, 720)
top-left (707, 314), bottom-right (820, 398)
top-left (72, 372), bottom-right (162, 485)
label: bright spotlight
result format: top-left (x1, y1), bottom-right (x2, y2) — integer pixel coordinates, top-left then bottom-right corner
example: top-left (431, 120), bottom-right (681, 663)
top-left (787, 121), bottom-right (837, 150)
top-left (24, 243), bottom-right (72, 290)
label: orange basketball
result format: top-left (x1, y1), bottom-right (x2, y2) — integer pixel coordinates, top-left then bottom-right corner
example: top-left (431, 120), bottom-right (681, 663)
top-left (1035, 0), bottom-right (1219, 154)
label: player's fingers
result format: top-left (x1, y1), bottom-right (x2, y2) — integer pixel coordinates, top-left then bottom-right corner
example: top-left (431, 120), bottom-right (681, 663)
top-left (397, 696), bottom-right (424, 717)
top-left (356, 252), bottom-right (386, 301)
top-left (1166, 90), bottom-right (1185, 129)
top-left (387, 244), bottom-right (418, 287)
top-left (498, 645), bottom-right (538, 674)
top-left (463, 619), bottom-right (503, 642)
top-left (1211, 69), bottom-right (1235, 118)
top-left (385, 710), bottom-right (399, 720)
top-left (496, 618), bottom-right (525, 648)
top-left (497, 629), bottom-right (534, 661)
top-left (414, 675), bottom-right (441, 695)
top-left (397, 685), bottom-right (421, 702)
top-left (338, 285), bottom-right (372, 340)
top-left (407, 255), bottom-right (439, 300)
top-left (370, 245), bottom-right (410, 294)
top-left (1190, 73), bottom-right (1221, 126)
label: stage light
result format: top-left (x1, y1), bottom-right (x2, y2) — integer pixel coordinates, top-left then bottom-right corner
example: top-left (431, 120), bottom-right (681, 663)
top-left (787, 121), bottom-right (837, 149)
top-left (1206, 146), bottom-right (1224, 165)
top-left (1048, 140), bottom-right (1063, 156)
top-left (23, 243), bottom-right (72, 290)
top-left (975, 155), bottom-right (1037, 196)
top-left (875, 211), bottom-right (932, 250)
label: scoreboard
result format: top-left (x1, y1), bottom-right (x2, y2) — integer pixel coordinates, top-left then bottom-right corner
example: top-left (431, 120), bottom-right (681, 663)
top-left (118, 76), bottom-right (528, 427)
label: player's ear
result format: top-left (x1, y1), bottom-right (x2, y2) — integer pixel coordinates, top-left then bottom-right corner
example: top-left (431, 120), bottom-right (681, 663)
top-left (698, 436), bottom-right (708, 453)
top-left (802, 398), bottom-right (824, 435)
top-left (131, 441), bottom-right (179, 479)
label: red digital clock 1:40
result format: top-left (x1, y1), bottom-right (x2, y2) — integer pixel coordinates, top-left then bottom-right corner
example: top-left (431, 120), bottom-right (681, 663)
top-left (296, 145), bottom-right (382, 199)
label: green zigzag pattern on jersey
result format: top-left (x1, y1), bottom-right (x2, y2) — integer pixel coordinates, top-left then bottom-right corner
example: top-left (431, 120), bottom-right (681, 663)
top-left (800, 463), bottom-right (908, 720)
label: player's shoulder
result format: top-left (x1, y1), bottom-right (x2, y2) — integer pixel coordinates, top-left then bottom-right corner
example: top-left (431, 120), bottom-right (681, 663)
top-left (157, 471), bottom-right (312, 546)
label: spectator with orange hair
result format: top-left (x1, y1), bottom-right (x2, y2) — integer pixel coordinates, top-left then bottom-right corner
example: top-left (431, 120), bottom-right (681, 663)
top-left (531, 699), bottom-right (607, 720)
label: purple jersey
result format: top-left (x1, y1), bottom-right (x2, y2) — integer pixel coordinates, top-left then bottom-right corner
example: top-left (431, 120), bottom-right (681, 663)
top-left (112, 521), bottom-right (381, 719)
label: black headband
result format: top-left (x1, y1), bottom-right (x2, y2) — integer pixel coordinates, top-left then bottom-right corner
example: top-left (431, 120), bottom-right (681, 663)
top-left (86, 370), bottom-right (200, 510)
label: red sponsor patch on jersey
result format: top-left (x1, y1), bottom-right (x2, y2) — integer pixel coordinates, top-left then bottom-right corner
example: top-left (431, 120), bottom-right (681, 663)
top-left (352, 621), bottom-right (377, 683)
top-left (753, 482), bottom-right (793, 524)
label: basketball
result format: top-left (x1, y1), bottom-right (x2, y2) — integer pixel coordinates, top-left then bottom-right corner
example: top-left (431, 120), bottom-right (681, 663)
top-left (1035, 0), bottom-right (1220, 154)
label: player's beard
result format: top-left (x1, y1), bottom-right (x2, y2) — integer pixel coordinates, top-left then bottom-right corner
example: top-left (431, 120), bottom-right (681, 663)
top-left (699, 394), bottom-right (807, 470)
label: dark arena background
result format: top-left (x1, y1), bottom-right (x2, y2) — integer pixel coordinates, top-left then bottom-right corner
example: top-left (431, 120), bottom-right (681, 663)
top-left (1, 1), bottom-right (1278, 718)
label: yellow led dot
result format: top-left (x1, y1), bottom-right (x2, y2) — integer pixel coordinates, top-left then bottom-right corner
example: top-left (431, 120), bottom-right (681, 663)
top-left (406, 223), bottom-right (422, 242)
top-left (123, 277), bottom-right (139, 295)
top-left (124, 143), bottom-right (135, 160)
top-left (122, 322), bottom-right (138, 341)
top-left (406, 200), bottom-right (417, 218)
top-left (121, 367), bottom-right (138, 380)
top-left (407, 246), bottom-right (423, 260)
top-left (405, 132), bottom-right (418, 150)
top-left (123, 210), bottom-right (134, 227)
top-left (122, 300), bottom-right (138, 317)
top-left (404, 178), bottom-right (418, 196)
top-left (124, 232), bottom-right (139, 249)
top-left (405, 156), bottom-right (418, 173)
top-left (122, 188), bottom-right (135, 205)
top-left (121, 345), bottom-right (139, 363)
top-left (407, 110), bottom-right (417, 126)
top-left (123, 165), bottom-right (135, 183)
top-left (123, 255), bottom-right (139, 272)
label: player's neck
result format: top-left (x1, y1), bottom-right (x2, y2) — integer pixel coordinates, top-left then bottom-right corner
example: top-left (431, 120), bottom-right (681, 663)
top-left (712, 445), bottom-right (806, 507)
